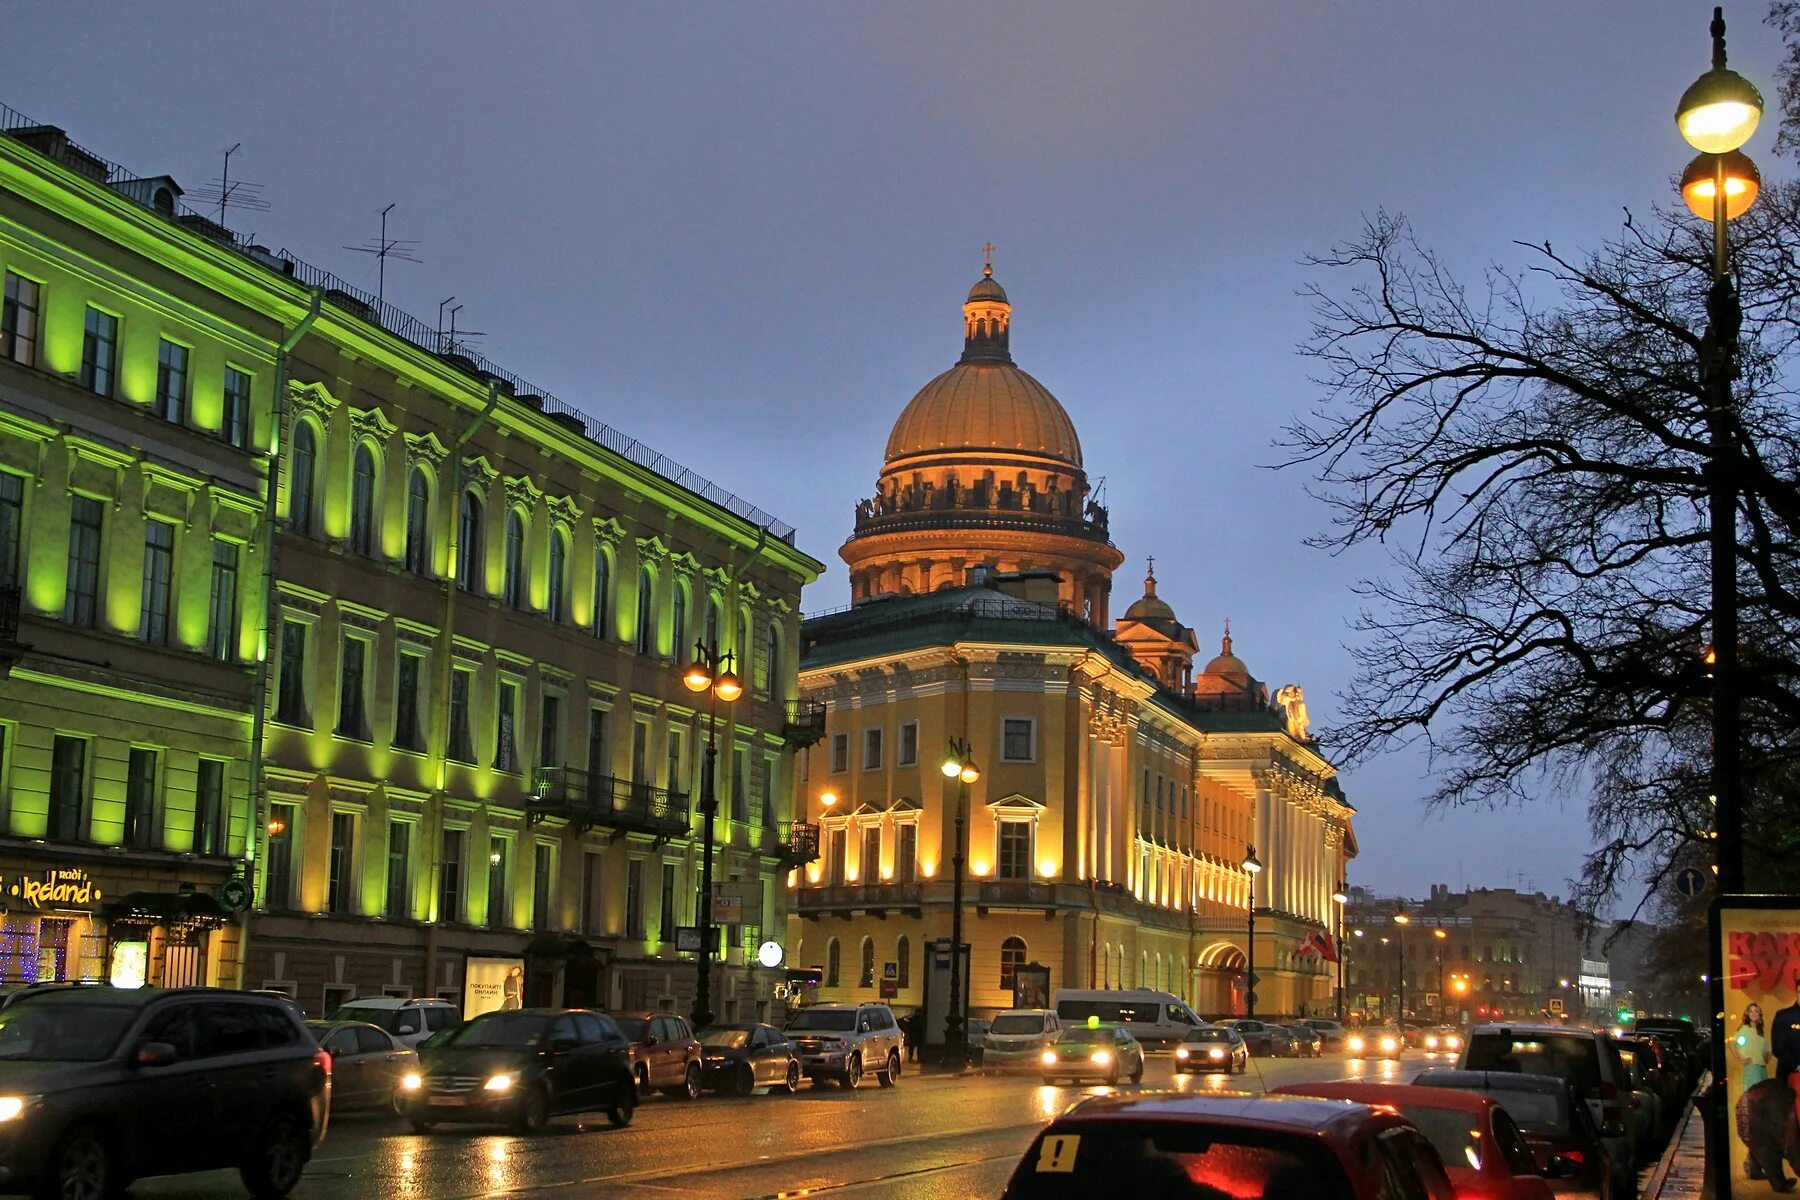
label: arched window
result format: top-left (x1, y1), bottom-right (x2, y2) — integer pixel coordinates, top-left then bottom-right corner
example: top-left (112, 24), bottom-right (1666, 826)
top-left (348, 443), bottom-right (378, 557)
top-left (1001, 936), bottom-right (1027, 991)
top-left (705, 593), bottom-right (722, 647)
top-left (859, 937), bottom-right (876, 988)
top-left (672, 581), bottom-right (689, 660)
top-left (457, 490), bottom-right (484, 593)
top-left (760, 622), bottom-right (779, 697)
top-left (1140, 951), bottom-right (1149, 988)
top-left (593, 548), bottom-right (612, 639)
top-left (825, 938), bottom-right (840, 988)
top-left (739, 609), bottom-right (753, 677)
top-left (289, 421), bottom-right (318, 534)
top-left (896, 935), bottom-right (911, 988)
top-left (635, 568), bottom-right (655, 655)
top-left (404, 466), bottom-right (432, 575)
top-left (503, 511), bottom-right (526, 609)
top-left (546, 529), bottom-right (568, 622)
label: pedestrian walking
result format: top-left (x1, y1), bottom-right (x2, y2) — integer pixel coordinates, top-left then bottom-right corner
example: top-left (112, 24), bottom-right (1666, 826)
top-left (906, 1008), bottom-right (924, 1062)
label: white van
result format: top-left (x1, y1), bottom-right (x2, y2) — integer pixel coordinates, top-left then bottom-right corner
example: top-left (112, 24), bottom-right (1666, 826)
top-left (1051, 989), bottom-right (1207, 1046)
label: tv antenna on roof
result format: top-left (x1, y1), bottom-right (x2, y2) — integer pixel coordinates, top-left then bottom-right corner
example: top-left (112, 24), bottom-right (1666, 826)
top-left (343, 204), bottom-right (421, 304)
top-left (436, 297), bottom-right (484, 357)
top-left (187, 143), bottom-right (270, 226)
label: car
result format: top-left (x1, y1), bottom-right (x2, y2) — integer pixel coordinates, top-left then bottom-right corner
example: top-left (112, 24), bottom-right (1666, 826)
top-left (1304, 1018), bottom-right (1352, 1052)
top-left (401, 1007), bottom-right (636, 1133)
top-left (0, 986), bottom-right (329, 1199)
top-left (998, 1092), bottom-right (1457, 1199)
top-left (1283, 1023), bottom-right (1324, 1057)
top-left (1039, 1022), bottom-right (1145, 1085)
top-left (785, 1002), bottom-right (905, 1089)
top-left (1273, 1081), bottom-right (1557, 1200)
top-left (1052, 988), bottom-right (1208, 1046)
top-left (325, 996), bottom-right (459, 1049)
top-left (1458, 1024), bottom-right (1634, 1200)
top-left (1347, 1026), bottom-right (1405, 1060)
top-left (1611, 1039), bottom-right (1662, 1167)
top-left (697, 1023), bottom-right (802, 1095)
top-left (307, 1020), bottom-right (418, 1114)
top-left (0, 981), bottom-right (119, 1010)
top-left (1622, 1035), bottom-right (1680, 1139)
top-left (1420, 1026), bottom-right (1466, 1056)
top-left (1173, 1025), bottom-right (1249, 1075)
top-left (1223, 1018), bottom-right (1298, 1057)
top-left (608, 1011), bottom-right (703, 1100)
top-left (981, 1008), bottom-right (1064, 1071)
top-left (1415, 1069), bottom-right (1615, 1200)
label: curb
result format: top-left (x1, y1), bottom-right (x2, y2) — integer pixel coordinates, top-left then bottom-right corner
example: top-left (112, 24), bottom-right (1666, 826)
top-left (1643, 1075), bottom-right (1710, 1200)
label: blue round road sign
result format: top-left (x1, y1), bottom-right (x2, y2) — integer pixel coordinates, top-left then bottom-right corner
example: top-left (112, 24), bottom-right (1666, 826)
top-left (1674, 867), bottom-right (1708, 898)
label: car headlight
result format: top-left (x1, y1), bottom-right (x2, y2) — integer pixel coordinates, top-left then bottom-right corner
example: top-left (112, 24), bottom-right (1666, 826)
top-left (1041, 1050), bottom-right (1057, 1065)
top-left (1175, 1047), bottom-right (1189, 1059)
top-left (484, 1074), bottom-right (514, 1092)
top-left (1090, 1050), bottom-right (1112, 1065)
top-left (1208, 1047), bottom-right (1226, 1059)
top-left (0, 1096), bottom-right (27, 1122)
top-left (1349, 1037), bottom-right (1365, 1052)
top-left (400, 1072), bottom-right (423, 1091)
top-left (1425, 1036), bottom-right (1438, 1049)
top-left (1447, 1036), bottom-right (1461, 1049)
top-left (1380, 1038), bottom-right (1397, 1052)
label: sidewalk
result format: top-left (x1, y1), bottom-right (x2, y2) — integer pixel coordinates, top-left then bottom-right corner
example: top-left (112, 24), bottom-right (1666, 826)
top-left (1644, 1092), bottom-right (1709, 1200)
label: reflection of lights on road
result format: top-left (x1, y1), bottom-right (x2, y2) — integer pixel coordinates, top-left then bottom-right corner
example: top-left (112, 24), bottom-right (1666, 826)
top-left (489, 1141), bottom-right (510, 1188)
top-left (398, 1149), bottom-right (417, 1176)
top-left (1031, 1086), bottom-right (1066, 1121)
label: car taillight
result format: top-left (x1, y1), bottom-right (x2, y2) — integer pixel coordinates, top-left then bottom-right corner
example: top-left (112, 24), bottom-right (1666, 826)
top-left (1562, 1150), bottom-right (1585, 1165)
top-left (1599, 1081), bottom-right (1619, 1101)
top-left (315, 1047), bottom-right (332, 1075)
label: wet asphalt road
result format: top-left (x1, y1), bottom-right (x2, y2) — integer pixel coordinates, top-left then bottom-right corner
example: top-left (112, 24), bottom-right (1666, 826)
top-left (126, 1050), bottom-right (1453, 1200)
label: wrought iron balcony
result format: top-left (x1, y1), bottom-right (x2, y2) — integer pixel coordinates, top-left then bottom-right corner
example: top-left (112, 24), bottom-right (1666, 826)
top-left (783, 701), bottom-right (827, 749)
top-left (794, 881), bottom-right (926, 912)
top-left (779, 821), bottom-right (820, 868)
top-left (528, 767), bottom-right (689, 842)
top-left (977, 880), bottom-right (1060, 909)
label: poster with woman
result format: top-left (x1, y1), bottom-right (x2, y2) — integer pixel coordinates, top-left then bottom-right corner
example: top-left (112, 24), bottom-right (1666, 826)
top-left (1715, 900), bottom-right (1800, 1196)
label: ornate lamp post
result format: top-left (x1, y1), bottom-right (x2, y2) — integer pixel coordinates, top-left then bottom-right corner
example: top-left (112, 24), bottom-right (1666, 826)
top-left (1431, 927), bottom-right (1447, 1018)
top-left (1392, 907), bottom-right (1411, 1023)
top-left (940, 739), bottom-right (980, 1065)
top-left (1331, 882), bottom-right (1348, 1022)
top-left (1242, 846), bottom-right (1262, 1017)
top-left (681, 639), bottom-right (742, 1029)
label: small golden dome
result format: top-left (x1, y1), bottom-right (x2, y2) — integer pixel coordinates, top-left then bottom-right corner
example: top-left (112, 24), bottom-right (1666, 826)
top-left (1121, 562), bottom-right (1177, 625)
top-left (1203, 622), bottom-right (1250, 680)
top-left (884, 361), bottom-right (1083, 466)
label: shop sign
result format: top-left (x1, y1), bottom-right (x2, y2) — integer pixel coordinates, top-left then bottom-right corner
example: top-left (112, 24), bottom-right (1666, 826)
top-left (5, 867), bottom-right (100, 910)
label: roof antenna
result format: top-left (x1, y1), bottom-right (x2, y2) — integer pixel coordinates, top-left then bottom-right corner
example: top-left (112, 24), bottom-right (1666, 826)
top-left (188, 143), bottom-right (269, 226)
top-left (343, 204), bottom-right (422, 304)
top-left (437, 301), bottom-right (485, 358)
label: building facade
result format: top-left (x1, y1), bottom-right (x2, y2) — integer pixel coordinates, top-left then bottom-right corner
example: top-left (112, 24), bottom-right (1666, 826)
top-left (788, 267), bottom-right (1355, 1027)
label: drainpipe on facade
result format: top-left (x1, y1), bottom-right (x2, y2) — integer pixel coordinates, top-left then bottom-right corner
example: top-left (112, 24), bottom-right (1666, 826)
top-left (237, 289), bottom-right (324, 990)
top-left (423, 380), bottom-right (503, 995)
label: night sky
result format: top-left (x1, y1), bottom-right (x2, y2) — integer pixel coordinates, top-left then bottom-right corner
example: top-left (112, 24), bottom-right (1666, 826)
top-left (9, 1), bottom-right (1770, 910)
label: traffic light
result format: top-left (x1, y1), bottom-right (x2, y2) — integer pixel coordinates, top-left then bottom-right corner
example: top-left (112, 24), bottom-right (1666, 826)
top-left (1617, 1007), bottom-right (1633, 1024)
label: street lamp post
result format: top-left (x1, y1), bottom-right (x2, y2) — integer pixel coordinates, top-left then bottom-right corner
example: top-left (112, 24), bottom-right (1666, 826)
top-left (941, 739), bottom-right (980, 1066)
top-left (1393, 908), bottom-right (1411, 1023)
top-left (682, 639), bottom-right (743, 1029)
top-left (1432, 927), bottom-right (1447, 1019)
top-left (1332, 882), bottom-right (1348, 1022)
top-left (1242, 846), bottom-right (1263, 1018)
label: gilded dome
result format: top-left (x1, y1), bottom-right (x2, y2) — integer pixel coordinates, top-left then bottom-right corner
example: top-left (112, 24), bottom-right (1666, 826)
top-left (1203, 623), bottom-right (1250, 680)
top-left (1121, 564), bottom-right (1177, 626)
top-left (884, 361), bottom-right (1083, 467)
top-left (967, 272), bottom-right (1009, 303)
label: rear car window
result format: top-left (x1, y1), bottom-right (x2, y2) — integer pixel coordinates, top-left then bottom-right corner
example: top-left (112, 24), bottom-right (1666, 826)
top-left (1464, 1034), bottom-right (1601, 1094)
top-left (1004, 1121), bottom-right (1354, 1200)
top-left (424, 1006), bottom-right (455, 1031)
top-left (1400, 1106), bottom-right (1484, 1173)
top-left (355, 1026), bottom-right (391, 1055)
top-left (333, 1005), bottom-right (399, 1033)
top-left (1489, 1090), bottom-right (1566, 1134)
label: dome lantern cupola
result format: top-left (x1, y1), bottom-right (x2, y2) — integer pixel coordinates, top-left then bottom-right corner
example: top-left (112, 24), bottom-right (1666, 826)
top-left (961, 247), bottom-right (1012, 364)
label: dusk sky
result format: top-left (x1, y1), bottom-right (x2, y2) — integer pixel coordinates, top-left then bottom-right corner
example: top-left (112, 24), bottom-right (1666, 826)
top-left (10, 2), bottom-right (1770, 909)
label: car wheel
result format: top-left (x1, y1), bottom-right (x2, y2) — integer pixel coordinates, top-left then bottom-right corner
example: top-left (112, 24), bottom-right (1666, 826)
top-left (878, 1051), bottom-right (901, 1087)
top-left (1106, 1064), bottom-right (1120, 1086)
top-left (239, 1113), bottom-right (310, 1199)
top-left (841, 1056), bottom-right (862, 1089)
top-left (391, 1085), bottom-right (410, 1117)
top-left (783, 1062), bottom-right (801, 1094)
top-left (680, 1063), bottom-right (701, 1101)
top-left (1129, 1058), bottom-right (1143, 1085)
top-left (514, 1085), bottom-right (551, 1135)
top-left (734, 1064), bottom-right (757, 1097)
top-left (409, 1119), bottom-right (436, 1134)
top-left (607, 1084), bottom-right (636, 1128)
top-left (44, 1125), bottom-right (115, 1200)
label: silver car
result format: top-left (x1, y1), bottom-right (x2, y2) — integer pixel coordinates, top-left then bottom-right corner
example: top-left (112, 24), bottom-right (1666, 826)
top-left (981, 1009), bottom-right (1063, 1070)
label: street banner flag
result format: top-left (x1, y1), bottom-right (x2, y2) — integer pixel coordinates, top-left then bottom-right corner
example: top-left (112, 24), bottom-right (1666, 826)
top-left (1318, 933), bottom-right (1340, 963)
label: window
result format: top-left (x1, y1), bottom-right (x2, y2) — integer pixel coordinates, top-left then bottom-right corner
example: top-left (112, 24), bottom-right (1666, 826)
top-left (274, 619), bottom-right (308, 725)
top-left (634, 568), bottom-right (655, 654)
top-left (863, 727), bottom-right (883, 771)
top-left (221, 367), bottom-right (253, 449)
top-left (861, 825), bottom-right (881, 881)
top-left (582, 852), bottom-right (604, 935)
top-left (457, 490), bottom-right (483, 591)
top-left (487, 837), bottom-right (509, 928)
top-left (328, 812), bottom-right (358, 914)
top-left (666, 728), bottom-right (685, 797)
top-left (533, 843), bottom-right (554, 931)
top-left (587, 707), bottom-right (608, 776)
top-left (153, 340), bottom-right (189, 424)
top-left (394, 651), bottom-right (424, 751)
top-left (671, 582), bottom-right (688, 660)
top-left (825, 938), bottom-right (840, 987)
top-left (385, 820), bottom-right (411, 918)
top-left (896, 822), bottom-right (917, 883)
top-left (997, 820), bottom-right (1032, 881)
top-left (124, 747), bottom-right (157, 850)
top-left (503, 511), bottom-right (526, 608)
top-left (267, 804), bottom-right (298, 909)
top-left (547, 532), bottom-right (567, 622)
top-left (631, 721), bottom-right (650, 791)
top-left (0, 472), bottom-right (20, 588)
top-left (859, 937), bottom-right (875, 988)
top-left (759, 756), bottom-right (776, 828)
top-left (898, 721), bottom-right (918, 767)
top-left (48, 735), bottom-right (86, 842)
top-left (349, 444), bottom-right (377, 557)
top-left (80, 308), bottom-right (118, 397)
top-left (195, 759), bottom-right (226, 855)
top-left (289, 423), bottom-right (318, 534)
top-left (64, 495), bottom-right (103, 628)
top-left (439, 829), bottom-right (465, 923)
top-left (761, 622), bottom-right (779, 697)
top-left (1000, 936), bottom-right (1027, 990)
top-left (826, 826), bottom-right (847, 886)
top-left (448, 667), bottom-right (474, 762)
top-left (830, 731), bottom-right (849, 773)
top-left (337, 636), bottom-right (370, 740)
top-left (659, 862), bottom-right (677, 942)
top-left (139, 520), bottom-right (175, 645)
top-left (539, 691), bottom-right (562, 770)
top-left (206, 540), bottom-right (239, 660)
top-left (731, 746), bottom-right (749, 823)
top-left (1, 274), bottom-right (40, 365)
top-left (592, 549), bottom-right (611, 638)
top-left (495, 678), bottom-right (520, 772)
top-left (403, 468), bottom-right (431, 575)
top-left (625, 858), bottom-right (645, 939)
top-left (1002, 718), bottom-right (1035, 762)
top-left (897, 936), bottom-right (911, 988)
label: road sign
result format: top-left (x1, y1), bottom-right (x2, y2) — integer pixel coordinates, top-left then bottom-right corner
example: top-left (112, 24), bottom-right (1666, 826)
top-left (1674, 867), bottom-right (1708, 898)
top-left (711, 882), bottom-right (762, 924)
top-left (1548, 997), bottom-right (1565, 1013)
top-left (675, 927), bottom-right (721, 953)
top-left (217, 876), bottom-right (251, 915)
top-left (1247, 971), bottom-right (1260, 986)
top-left (757, 941), bottom-right (784, 968)
top-left (882, 961), bottom-right (898, 982)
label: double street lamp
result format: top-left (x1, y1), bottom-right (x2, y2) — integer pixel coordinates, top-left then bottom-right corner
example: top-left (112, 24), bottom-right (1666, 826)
top-left (1242, 846), bottom-right (1263, 1017)
top-left (941, 739), bottom-right (980, 1065)
top-left (682, 639), bottom-right (742, 1029)
top-left (1331, 881), bottom-right (1348, 1022)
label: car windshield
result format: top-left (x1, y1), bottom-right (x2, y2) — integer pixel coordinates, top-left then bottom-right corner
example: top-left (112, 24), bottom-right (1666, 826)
top-left (442, 1013), bottom-right (546, 1048)
top-left (1004, 1122), bottom-right (1354, 1200)
top-left (1401, 1106), bottom-right (1486, 1173)
top-left (331, 1005), bottom-right (403, 1033)
top-left (701, 1029), bottom-right (750, 1049)
top-left (992, 1015), bottom-right (1047, 1035)
top-left (1464, 1035), bottom-right (1601, 1094)
top-left (787, 1010), bottom-right (857, 1033)
top-left (612, 1018), bottom-right (649, 1040)
top-left (0, 1001), bottom-right (137, 1062)
top-left (1059, 1027), bottom-right (1115, 1045)
top-left (1184, 1029), bottom-right (1232, 1043)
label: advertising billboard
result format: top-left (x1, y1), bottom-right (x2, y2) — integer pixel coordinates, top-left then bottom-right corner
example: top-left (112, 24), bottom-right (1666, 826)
top-left (1714, 897), bottom-right (1800, 1197)
top-left (463, 955), bottom-right (525, 1019)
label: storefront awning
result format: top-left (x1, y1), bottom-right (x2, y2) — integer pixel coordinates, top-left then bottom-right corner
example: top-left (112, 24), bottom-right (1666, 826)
top-left (104, 891), bottom-right (230, 928)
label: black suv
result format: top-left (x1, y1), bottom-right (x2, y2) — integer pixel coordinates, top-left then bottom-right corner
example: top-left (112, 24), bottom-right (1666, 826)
top-left (0, 987), bottom-right (329, 1198)
top-left (404, 1008), bottom-right (636, 1133)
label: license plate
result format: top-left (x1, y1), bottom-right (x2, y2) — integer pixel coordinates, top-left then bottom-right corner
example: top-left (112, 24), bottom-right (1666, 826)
top-left (430, 1094), bottom-right (467, 1107)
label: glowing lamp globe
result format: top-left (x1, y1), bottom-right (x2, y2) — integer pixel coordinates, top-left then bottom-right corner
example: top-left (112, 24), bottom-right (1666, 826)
top-left (1677, 67), bottom-right (1763, 153)
top-left (959, 764), bottom-right (980, 784)
top-left (713, 671), bottom-right (744, 703)
top-left (1681, 150), bottom-right (1760, 220)
top-left (682, 662), bottom-right (712, 693)
top-left (941, 758), bottom-right (963, 778)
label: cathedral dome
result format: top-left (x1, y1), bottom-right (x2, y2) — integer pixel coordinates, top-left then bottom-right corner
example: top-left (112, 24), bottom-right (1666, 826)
top-left (1203, 624), bottom-right (1251, 680)
top-left (884, 361), bottom-right (1083, 467)
top-left (1121, 566), bottom-right (1178, 627)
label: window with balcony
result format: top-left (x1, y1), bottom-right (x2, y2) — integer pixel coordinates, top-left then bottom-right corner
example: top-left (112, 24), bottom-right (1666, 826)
top-left (538, 691), bottom-right (562, 770)
top-left (64, 495), bottom-right (103, 628)
top-left (860, 825), bottom-right (881, 882)
top-left (139, 520), bottom-right (174, 645)
top-left (153, 340), bottom-right (189, 425)
top-left (896, 822), bottom-right (917, 883)
top-left (997, 819), bottom-right (1033, 881)
top-left (79, 308), bottom-right (117, 397)
top-left (1, 274), bottom-right (40, 366)
top-left (826, 826), bottom-right (847, 886)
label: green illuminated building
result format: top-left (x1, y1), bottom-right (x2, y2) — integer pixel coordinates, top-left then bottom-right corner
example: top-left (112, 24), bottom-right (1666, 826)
top-left (0, 108), bottom-right (821, 1016)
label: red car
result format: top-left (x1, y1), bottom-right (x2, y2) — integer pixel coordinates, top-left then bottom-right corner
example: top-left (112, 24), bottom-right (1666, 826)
top-left (1273, 1082), bottom-right (1556, 1200)
top-left (1000, 1092), bottom-right (1457, 1200)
